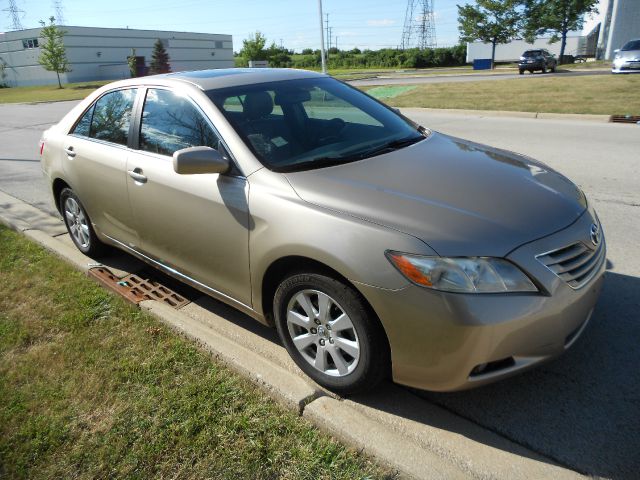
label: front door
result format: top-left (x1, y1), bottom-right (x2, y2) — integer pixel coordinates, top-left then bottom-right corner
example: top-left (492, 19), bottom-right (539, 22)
top-left (126, 87), bottom-right (252, 307)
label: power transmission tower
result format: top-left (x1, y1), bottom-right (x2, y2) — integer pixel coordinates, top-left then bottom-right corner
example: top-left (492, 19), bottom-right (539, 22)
top-left (53, 0), bottom-right (66, 25)
top-left (4, 0), bottom-right (24, 30)
top-left (401, 0), bottom-right (437, 50)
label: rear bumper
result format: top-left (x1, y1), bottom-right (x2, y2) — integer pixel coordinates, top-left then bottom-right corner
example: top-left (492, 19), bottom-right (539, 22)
top-left (359, 210), bottom-right (606, 392)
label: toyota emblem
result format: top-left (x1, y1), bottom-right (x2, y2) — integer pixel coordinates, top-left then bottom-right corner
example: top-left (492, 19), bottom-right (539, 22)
top-left (590, 223), bottom-right (601, 246)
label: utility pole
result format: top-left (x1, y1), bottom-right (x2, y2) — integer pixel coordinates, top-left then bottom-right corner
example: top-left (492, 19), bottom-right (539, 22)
top-left (317, 0), bottom-right (327, 73)
top-left (328, 27), bottom-right (333, 50)
top-left (325, 13), bottom-right (330, 61)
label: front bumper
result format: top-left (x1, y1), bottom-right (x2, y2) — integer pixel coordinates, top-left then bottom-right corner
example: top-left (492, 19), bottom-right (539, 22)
top-left (611, 63), bottom-right (640, 73)
top-left (518, 61), bottom-right (544, 69)
top-left (359, 210), bottom-right (606, 391)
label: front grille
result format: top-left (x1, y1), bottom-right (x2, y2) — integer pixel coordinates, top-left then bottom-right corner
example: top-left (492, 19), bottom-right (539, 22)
top-left (536, 239), bottom-right (605, 289)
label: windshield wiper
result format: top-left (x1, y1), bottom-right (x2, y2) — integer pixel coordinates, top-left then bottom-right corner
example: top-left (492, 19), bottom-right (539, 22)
top-left (278, 134), bottom-right (425, 173)
top-left (277, 154), bottom-right (365, 173)
top-left (357, 134), bottom-right (424, 159)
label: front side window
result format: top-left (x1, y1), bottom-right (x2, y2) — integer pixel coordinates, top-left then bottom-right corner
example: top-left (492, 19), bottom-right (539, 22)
top-left (139, 88), bottom-right (220, 156)
top-left (207, 77), bottom-right (423, 172)
top-left (71, 89), bottom-right (137, 146)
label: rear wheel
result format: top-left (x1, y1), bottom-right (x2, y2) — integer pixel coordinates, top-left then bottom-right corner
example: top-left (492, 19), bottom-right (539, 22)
top-left (519, 69), bottom-right (524, 75)
top-left (274, 273), bottom-right (389, 395)
top-left (60, 187), bottom-right (106, 257)
top-left (542, 65), bottom-right (547, 73)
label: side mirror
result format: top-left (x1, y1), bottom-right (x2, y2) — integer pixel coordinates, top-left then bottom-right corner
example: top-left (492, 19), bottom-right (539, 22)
top-left (614, 49), bottom-right (620, 54)
top-left (173, 146), bottom-right (229, 175)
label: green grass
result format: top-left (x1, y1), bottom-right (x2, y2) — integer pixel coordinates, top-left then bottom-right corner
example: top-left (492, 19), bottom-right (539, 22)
top-left (375, 74), bottom-right (640, 115)
top-left (0, 80), bottom-right (111, 104)
top-left (0, 225), bottom-right (391, 480)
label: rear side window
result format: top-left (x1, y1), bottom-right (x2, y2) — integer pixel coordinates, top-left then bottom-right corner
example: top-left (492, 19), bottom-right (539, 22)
top-left (72, 89), bottom-right (137, 146)
top-left (139, 88), bottom-right (220, 156)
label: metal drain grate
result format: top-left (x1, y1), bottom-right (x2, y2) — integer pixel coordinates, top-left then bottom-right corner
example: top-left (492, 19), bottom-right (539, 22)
top-left (610, 115), bottom-right (640, 124)
top-left (88, 266), bottom-right (190, 309)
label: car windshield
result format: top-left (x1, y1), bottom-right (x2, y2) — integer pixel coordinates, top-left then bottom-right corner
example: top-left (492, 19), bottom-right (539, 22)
top-left (621, 40), bottom-right (640, 51)
top-left (206, 77), bottom-right (425, 172)
top-left (522, 50), bottom-right (542, 57)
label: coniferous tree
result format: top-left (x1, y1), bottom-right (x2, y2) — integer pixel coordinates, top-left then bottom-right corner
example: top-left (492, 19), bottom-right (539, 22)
top-left (150, 39), bottom-right (171, 74)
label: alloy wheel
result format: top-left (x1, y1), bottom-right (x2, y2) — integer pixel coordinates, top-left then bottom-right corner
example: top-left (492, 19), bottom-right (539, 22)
top-left (285, 289), bottom-right (360, 377)
top-left (64, 196), bottom-right (90, 249)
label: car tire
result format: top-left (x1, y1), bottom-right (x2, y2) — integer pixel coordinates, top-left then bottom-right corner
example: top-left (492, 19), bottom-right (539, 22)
top-left (519, 69), bottom-right (524, 75)
top-left (60, 187), bottom-right (107, 257)
top-left (551, 64), bottom-right (556, 73)
top-left (273, 272), bottom-right (389, 395)
top-left (542, 65), bottom-right (547, 73)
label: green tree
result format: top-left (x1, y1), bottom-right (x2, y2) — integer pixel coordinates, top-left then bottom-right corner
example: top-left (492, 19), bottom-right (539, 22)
top-left (0, 57), bottom-right (8, 87)
top-left (127, 48), bottom-right (138, 78)
top-left (457, 0), bottom-right (521, 68)
top-left (38, 16), bottom-right (71, 88)
top-left (522, 0), bottom-right (598, 63)
top-left (240, 31), bottom-right (267, 61)
top-left (265, 43), bottom-right (291, 67)
top-left (150, 39), bottom-right (171, 74)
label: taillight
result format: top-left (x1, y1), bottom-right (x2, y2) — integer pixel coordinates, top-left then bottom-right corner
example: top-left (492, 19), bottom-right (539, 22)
top-left (39, 140), bottom-right (45, 156)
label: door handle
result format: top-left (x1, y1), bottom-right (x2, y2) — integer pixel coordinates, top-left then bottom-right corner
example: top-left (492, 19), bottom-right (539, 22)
top-left (127, 169), bottom-right (147, 183)
top-left (64, 146), bottom-right (76, 158)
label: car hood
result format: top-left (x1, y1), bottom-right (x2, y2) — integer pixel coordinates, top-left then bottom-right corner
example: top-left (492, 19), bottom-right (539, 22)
top-left (284, 132), bottom-right (586, 257)
top-left (617, 49), bottom-right (640, 60)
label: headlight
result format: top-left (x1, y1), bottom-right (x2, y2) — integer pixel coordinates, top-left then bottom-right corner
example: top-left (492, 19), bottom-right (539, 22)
top-left (386, 252), bottom-right (538, 293)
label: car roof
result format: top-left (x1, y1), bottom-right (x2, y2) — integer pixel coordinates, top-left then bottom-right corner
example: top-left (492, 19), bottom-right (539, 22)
top-left (151, 68), bottom-right (324, 91)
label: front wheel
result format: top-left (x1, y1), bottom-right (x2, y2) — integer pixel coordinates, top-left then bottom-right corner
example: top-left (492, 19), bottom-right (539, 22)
top-left (274, 273), bottom-right (389, 395)
top-left (519, 69), bottom-right (524, 75)
top-left (60, 187), bottom-right (106, 257)
top-left (542, 65), bottom-right (547, 73)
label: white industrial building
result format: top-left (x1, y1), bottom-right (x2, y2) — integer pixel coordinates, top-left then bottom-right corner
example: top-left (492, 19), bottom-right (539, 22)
top-left (597, 0), bottom-right (640, 59)
top-left (0, 26), bottom-right (233, 87)
top-left (466, 0), bottom-right (638, 63)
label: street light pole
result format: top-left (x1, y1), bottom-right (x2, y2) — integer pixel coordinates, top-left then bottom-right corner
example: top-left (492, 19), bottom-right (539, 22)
top-left (318, 0), bottom-right (327, 73)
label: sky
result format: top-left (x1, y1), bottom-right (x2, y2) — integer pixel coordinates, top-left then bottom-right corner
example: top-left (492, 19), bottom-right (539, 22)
top-left (4, 0), bottom-right (469, 51)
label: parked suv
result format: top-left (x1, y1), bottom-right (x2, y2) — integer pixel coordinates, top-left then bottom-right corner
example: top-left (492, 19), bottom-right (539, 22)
top-left (518, 49), bottom-right (557, 74)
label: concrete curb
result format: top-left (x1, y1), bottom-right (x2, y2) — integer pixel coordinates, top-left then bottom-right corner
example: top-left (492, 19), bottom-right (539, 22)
top-left (0, 190), bottom-right (586, 480)
top-left (140, 300), bottom-right (321, 414)
top-left (398, 107), bottom-right (611, 123)
top-left (305, 396), bottom-right (468, 479)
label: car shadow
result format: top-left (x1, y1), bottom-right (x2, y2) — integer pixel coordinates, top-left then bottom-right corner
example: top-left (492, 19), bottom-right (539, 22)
top-left (88, 245), bottom-right (639, 478)
top-left (183, 268), bottom-right (638, 479)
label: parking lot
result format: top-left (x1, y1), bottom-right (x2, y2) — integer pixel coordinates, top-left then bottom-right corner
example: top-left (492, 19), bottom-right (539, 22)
top-left (1, 100), bottom-right (638, 478)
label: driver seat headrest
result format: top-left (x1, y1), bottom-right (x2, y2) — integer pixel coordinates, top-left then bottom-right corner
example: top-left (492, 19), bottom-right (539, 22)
top-left (244, 91), bottom-right (273, 120)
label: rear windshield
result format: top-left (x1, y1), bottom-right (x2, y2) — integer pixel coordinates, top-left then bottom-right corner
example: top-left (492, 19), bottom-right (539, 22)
top-left (206, 77), bottom-right (424, 172)
top-left (522, 50), bottom-right (542, 57)
top-left (621, 40), bottom-right (640, 51)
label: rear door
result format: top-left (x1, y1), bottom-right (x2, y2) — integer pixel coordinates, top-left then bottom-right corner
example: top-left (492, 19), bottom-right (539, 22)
top-left (126, 87), bottom-right (252, 307)
top-left (62, 88), bottom-right (140, 247)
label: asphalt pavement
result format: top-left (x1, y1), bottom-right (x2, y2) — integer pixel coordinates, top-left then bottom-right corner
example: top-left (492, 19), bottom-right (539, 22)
top-left (0, 100), bottom-right (638, 478)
